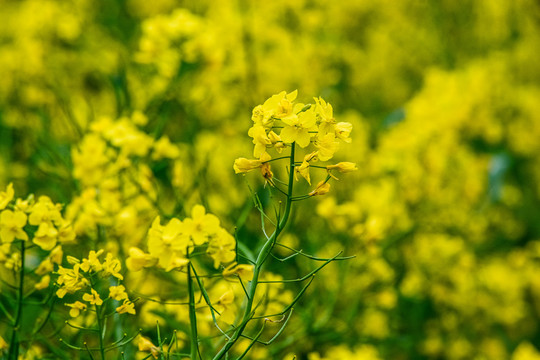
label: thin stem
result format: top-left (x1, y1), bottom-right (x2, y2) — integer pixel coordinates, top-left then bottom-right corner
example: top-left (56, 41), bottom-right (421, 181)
top-left (8, 241), bottom-right (25, 360)
top-left (95, 303), bottom-right (106, 360)
top-left (188, 264), bottom-right (200, 359)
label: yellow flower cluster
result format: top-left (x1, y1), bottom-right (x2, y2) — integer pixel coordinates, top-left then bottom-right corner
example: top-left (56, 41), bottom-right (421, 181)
top-left (234, 91), bottom-right (356, 193)
top-left (127, 204), bottom-right (235, 271)
top-left (56, 249), bottom-right (135, 316)
top-left (0, 184), bottom-right (75, 251)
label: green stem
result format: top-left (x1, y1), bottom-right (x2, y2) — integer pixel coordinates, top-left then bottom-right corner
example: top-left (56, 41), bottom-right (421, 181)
top-left (95, 303), bottom-right (106, 360)
top-left (8, 241), bottom-right (25, 360)
top-left (212, 144), bottom-right (296, 360)
top-left (188, 264), bottom-right (200, 359)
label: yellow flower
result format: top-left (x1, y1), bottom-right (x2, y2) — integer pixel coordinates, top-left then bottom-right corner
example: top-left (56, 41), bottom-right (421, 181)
top-left (126, 247), bottom-right (157, 271)
top-left (223, 263), bottom-right (254, 282)
top-left (233, 158), bottom-right (263, 174)
top-left (335, 122), bottom-right (353, 143)
top-left (83, 289), bottom-right (103, 306)
top-left (0, 335), bottom-right (7, 350)
top-left (316, 133), bottom-right (339, 161)
top-left (280, 104), bottom-right (317, 148)
top-left (50, 245), bottom-right (63, 264)
top-left (215, 289), bottom-right (237, 324)
top-left (0, 183), bottom-right (14, 210)
top-left (295, 161), bottom-right (311, 185)
top-left (165, 256), bottom-right (190, 272)
top-left (35, 258), bottom-right (54, 276)
top-left (309, 181), bottom-right (331, 196)
top-left (147, 216), bottom-right (190, 268)
top-left (28, 196), bottom-right (62, 226)
top-left (152, 136), bottom-right (180, 160)
top-left (66, 301), bottom-right (87, 317)
top-left (56, 265), bottom-right (88, 298)
top-left (252, 90), bottom-right (298, 128)
top-left (248, 124), bottom-right (271, 158)
top-left (80, 250), bottom-right (104, 273)
top-left (102, 253), bottom-right (124, 280)
top-left (326, 162), bottom-right (358, 173)
top-left (109, 285), bottom-right (129, 301)
top-left (0, 209), bottom-right (28, 243)
top-left (116, 299), bottom-right (136, 315)
top-left (14, 197), bottom-right (32, 212)
top-left (138, 336), bottom-right (160, 359)
top-left (260, 162), bottom-right (274, 184)
top-left (183, 205), bottom-right (221, 246)
top-left (207, 229), bottom-right (236, 268)
top-left (314, 97), bottom-right (336, 135)
top-left (33, 222), bottom-right (58, 251)
top-left (57, 220), bottom-right (76, 244)
top-left (268, 131), bottom-right (286, 153)
top-left (35, 275), bottom-right (50, 290)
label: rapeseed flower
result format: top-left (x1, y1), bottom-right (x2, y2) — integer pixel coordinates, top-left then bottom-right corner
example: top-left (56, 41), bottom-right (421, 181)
top-left (83, 288), bottom-right (103, 306)
top-left (66, 301), bottom-right (87, 318)
top-left (0, 209), bottom-right (28, 243)
top-left (0, 183), bottom-right (14, 210)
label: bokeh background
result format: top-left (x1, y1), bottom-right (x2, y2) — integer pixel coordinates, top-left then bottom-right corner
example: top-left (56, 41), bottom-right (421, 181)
top-left (1, 0), bottom-right (540, 359)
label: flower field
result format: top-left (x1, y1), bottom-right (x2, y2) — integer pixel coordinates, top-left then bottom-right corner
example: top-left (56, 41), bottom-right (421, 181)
top-left (1, 0), bottom-right (540, 359)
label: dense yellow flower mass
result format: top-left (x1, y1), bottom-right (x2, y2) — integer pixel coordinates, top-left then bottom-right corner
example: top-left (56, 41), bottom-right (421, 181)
top-left (2, 0), bottom-right (540, 359)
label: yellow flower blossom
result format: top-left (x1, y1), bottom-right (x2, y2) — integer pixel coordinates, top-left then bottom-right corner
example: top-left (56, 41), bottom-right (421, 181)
top-left (35, 259), bottom-right (54, 276)
top-left (247, 124), bottom-right (271, 158)
top-left (183, 204), bottom-right (221, 246)
top-left (215, 289), bottom-right (237, 324)
top-left (233, 158), bottom-right (263, 174)
top-left (0, 209), bottom-right (28, 243)
top-left (223, 263), bottom-right (254, 282)
top-left (268, 131), bottom-right (286, 153)
top-left (147, 216), bottom-right (190, 268)
top-left (126, 247), bottom-right (158, 271)
top-left (152, 136), bottom-right (180, 160)
top-left (57, 220), bottom-right (76, 244)
top-left (326, 162), bottom-right (357, 173)
top-left (109, 285), bottom-right (129, 301)
top-left (165, 256), bottom-right (190, 272)
top-left (0, 335), bottom-right (7, 350)
top-left (102, 253), bottom-right (124, 280)
top-left (116, 299), bottom-right (136, 315)
top-left (82, 288), bottom-right (103, 306)
top-left (35, 275), bottom-right (50, 290)
top-left (326, 162), bottom-right (358, 173)
top-left (33, 222), bottom-right (58, 251)
top-left (280, 104), bottom-right (317, 148)
top-left (252, 90), bottom-right (297, 128)
top-left (28, 196), bottom-right (62, 226)
top-left (0, 183), bottom-right (14, 210)
top-left (314, 97), bottom-right (336, 136)
top-left (14, 197), bottom-right (32, 212)
top-left (316, 133), bottom-right (340, 161)
top-left (295, 160), bottom-right (311, 185)
top-left (138, 336), bottom-right (160, 359)
top-left (335, 122), bottom-right (353, 143)
top-left (56, 265), bottom-right (88, 298)
top-left (207, 228), bottom-right (236, 268)
top-left (50, 245), bottom-right (63, 264)
top-left (295, 152), bottom-right (318, 185)
top-left (309, 181), bottom-right (331, 196)
top-left (80, 250), bottom-right (104, 273)
top-left (65, 301), bottom-right (87, 318)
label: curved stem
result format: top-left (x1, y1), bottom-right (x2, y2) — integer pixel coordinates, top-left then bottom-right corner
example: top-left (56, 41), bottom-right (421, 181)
top-left (213, 144), bottom-right (296, 360)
